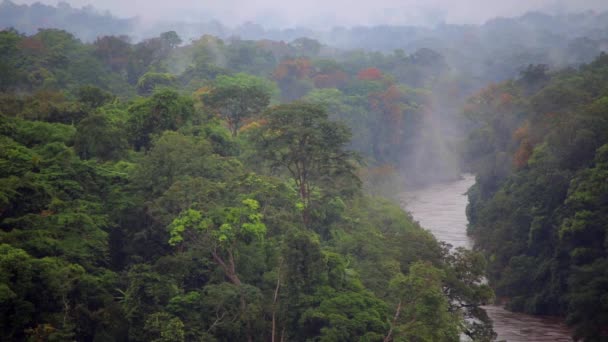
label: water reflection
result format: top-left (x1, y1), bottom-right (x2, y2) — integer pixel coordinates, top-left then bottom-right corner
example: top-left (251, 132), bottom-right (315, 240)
top-left (400, 174), bottom-right (572, 342)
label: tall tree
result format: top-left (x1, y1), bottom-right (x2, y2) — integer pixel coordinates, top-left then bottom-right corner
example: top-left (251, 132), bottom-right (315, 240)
top-left (168, 199), bottom-right (267, 342)
top-left (127, 89), bottom-right (194, 150)
top-left (202, 73), bottom-right (272, 136)
top-left (385, 262), bottom-right (461, 342)
top-left (253, 102), bottom-right (359, 225)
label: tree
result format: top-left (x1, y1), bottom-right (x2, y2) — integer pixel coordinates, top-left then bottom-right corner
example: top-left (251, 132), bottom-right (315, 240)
top-left (137, 72), bottom-right (177, 96)
top-left (133, 131), bottom-right (212, 196)
top-left (74, 111), bottom-right (126, 160)
top-left (290, 37), bottom-right (322, 57)
top-left (385, 262), bottom-right (461, 342)
top-left (121, 265), bottom-right (180, 341)
top-left (253, 102), bottom-right (359, 225)
top-left (76, 85), bottom-right (114, 108)
top-left (225, 40), bottom-right (276, 76)
top-left (560, 145), bottom-right (608, 340)
top-left (93, 35), bottom-right (131, 73)
top-left (168, 199), bottom-right (267, 342)
top-left (273, 58), bottom-right (314, 101)
top-left (128, 36), bottom-right (174, 84)
top-left (465, 53), bottom-right (608, 340)
top-left (0, 29), bottom-right (23, 91)
top-left (441, 246), bottom-right (495, 341)
top-left (168, 199), bottom-right (266, 286)
top-left (159, 31), bottom-right (182, 49)
top-left (357, 67), bottom-right (383, 81)
top-left (202, 73), bottom-right (272, 136)
top-left (127, 89), bottom-right (194, 150)
top-left (143, 312), bottom-right (185, 342)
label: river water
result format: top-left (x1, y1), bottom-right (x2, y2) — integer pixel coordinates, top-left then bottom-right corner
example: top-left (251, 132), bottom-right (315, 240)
top-left (399, 174), bottom-right (573, 341)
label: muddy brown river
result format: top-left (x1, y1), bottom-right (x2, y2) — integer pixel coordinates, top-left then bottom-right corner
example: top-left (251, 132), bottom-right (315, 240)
top-left (400, 174), bottom-right (573, 341)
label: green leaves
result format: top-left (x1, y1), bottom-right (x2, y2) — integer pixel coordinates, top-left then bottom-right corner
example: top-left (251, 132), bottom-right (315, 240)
top-left (387, 262), bottom-right (462, 342)
top-left (202, 73), bottom-right (273, 136)
top-left (466, 53), bottom-right (608, 338)
top-left (143, 312), bottom-right (185, 342)
top-left (127, 90), bottom-right (195, 150)
top-left (168, 199), bottom-right (266, 249)
top-left (133, 131), bottom-right (215, 196)
top-left (253, 102), bottom-right (360, 229)
top-left (0, 27), bottom-right (510, 342)
top-left (137, 73), bottom-right (177, 96)
top-left (300, 288), bottom-right (389, 342)
top-left (75, 111), bottom-right (127, 160)
top-left (168, 209), bottom-right (207, 246)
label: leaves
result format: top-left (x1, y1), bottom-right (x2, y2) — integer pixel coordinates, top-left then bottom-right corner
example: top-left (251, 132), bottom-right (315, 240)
top-left (0, 26), bottom-right (502, 342)
top-left (202, 73), bottom-right (273, 136)
top-left (168, 199), bottom-right (266, 249)
top-left (466, 53), bottom-right (608, 338)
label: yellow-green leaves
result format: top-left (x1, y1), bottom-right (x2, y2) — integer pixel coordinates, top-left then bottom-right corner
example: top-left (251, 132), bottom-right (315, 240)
top-left (242, 198), bottom-right (259, 211)
top-left (168, 209), bottom-right (207, 246)
top-left (168, 199), bottom-right (266, 248)
top-left (201, 73), bottom-right (272, 136)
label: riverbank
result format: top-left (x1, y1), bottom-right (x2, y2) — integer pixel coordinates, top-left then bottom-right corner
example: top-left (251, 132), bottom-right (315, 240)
top-left (400, 174), bottom-right (573, 341)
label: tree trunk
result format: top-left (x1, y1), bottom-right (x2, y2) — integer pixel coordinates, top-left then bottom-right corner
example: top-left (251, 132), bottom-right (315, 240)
top-left (211, 248), bottom-right (253, 341)
top-left (271, 264), bottom-right (281, 342)
top-left (384, 299), bottom-right (402, 342)
top-left (211, 248), bottom-right (242, 286)
top-left (299, 180), bottom-right (311, 226)
top-left (241, 293), bottom-right (253, 342)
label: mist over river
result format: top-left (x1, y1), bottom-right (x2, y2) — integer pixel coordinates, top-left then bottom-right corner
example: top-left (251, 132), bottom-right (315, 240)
top-left (400, 174), bottom-right (573, 341)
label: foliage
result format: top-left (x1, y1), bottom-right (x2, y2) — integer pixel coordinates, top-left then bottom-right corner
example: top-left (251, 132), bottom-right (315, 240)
top-left (465, 53), bottom-right (608, 339)
top-left (201, 73), bottom-right (273, 136)
top-left (0, 25), bottom-right (500, 342)
top-left (253, 102), bottom-right (360, 227)
top-left (137, 72), bottom-right (177, 96)
top-left (127, 89), bottom-right (195, 150)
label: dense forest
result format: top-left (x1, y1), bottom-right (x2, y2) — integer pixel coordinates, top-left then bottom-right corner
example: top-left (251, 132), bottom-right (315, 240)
top-left (0, 23), bottom-right (496, 341)
top-left (465, 56), bottom-right (608, 340)
top-left (2, 1), bottom-right (608, 341)
top-left (3, 0), bottom-right (608, 85)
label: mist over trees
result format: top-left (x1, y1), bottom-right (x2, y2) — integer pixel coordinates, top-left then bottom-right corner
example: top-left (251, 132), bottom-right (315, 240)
top-left (464, 53), bottom-right (608, 341)
top-left (1, 1), bottom-right (608, 341)
top-left (3, 1), bottom-right (608, 83)
top-left (0, 22), bottom-right (493, 342)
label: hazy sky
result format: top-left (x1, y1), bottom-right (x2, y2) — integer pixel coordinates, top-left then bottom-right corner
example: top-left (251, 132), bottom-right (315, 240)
top-left (12, 0), bottom-right (608, 27)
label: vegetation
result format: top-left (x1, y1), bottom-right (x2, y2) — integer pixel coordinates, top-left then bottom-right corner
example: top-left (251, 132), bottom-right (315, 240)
top-left (0, 26), bottom-right (493, 341)
top-left (465, 55), bottom-right (608, 340)
top-left (4, 3), bottom-right (608, 340)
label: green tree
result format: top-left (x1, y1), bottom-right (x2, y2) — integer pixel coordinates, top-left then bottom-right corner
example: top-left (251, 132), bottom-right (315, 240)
top-left (121, 265), bottom-right (180, 341)
top-left (385, 262), bottom-right (461, 342)
top-left (137, 72), bottom-right (177, 96)
top-left (291, 37), bottom-right (322, 57)
top-left (159, 31), bottom-right (182, 49)
top-left (127, 89), bottom-right (194, 150)
top-left (168, 199), bottom-right (267, 342)
top-left (441, 247), bottom-right (495, 341)
top-left (133, 131), bottom-right (219, 195)
top-left (0, 29), bottom-right (23, 91)
top-left (93, 35), bottom-right (132, 73)
top-left (76, 85), bottom-right (114, 108)
top-left (74, 111), bottom-right (126, 160)
top-left (202, 73), bottom-right (272, 136)
top-left (254, 102), bottom-right (359, 225)
top-left (143, 312), bottom-right (186, 342)
top-left (168, 199), bottom-right (266, 286)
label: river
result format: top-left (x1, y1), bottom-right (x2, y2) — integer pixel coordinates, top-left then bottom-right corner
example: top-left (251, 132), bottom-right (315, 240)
top-left (399, 174), bottom-right (573, 341)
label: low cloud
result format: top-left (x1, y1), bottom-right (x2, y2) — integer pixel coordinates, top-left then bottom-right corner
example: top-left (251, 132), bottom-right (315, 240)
top-left (11, 0), bottom-right (608, 28)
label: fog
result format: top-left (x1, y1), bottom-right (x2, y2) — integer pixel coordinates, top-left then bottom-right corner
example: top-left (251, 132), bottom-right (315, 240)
top-left (12, 0), bottom-right (608, 28)
top-left (5, 0), bottom-right (608, 186)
